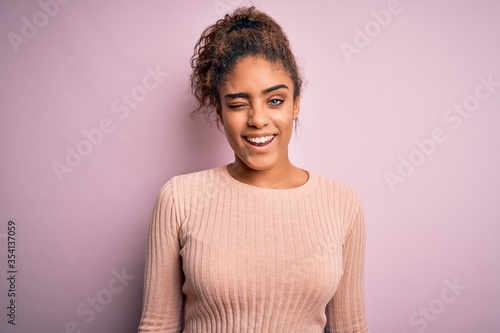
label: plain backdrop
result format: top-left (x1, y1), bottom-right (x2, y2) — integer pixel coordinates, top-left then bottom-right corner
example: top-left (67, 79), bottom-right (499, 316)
top-left (1, 0), bottom-right (499, 332)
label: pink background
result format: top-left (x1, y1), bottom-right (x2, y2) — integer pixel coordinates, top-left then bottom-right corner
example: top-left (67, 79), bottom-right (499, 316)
top-left (1, 0), bottom-right (499, 332)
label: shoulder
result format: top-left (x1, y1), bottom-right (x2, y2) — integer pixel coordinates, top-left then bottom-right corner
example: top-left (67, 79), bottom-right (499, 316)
top-left (310, 172), bottom-right (363, 217)
top-left (153, 166), bottom-right (223, 219)
top-left (314, 172), bottom-right (361, 201)
top-left (157, 166), bottom-right (223, 197)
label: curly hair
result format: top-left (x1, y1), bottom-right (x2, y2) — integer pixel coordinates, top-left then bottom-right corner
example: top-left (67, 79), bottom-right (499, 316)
top-left (190, 6), bottom-right (303, 125)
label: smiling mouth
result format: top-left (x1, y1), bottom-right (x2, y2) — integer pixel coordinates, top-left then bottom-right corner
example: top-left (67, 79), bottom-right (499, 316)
top-left (244, 135), bottom-right (276, 146)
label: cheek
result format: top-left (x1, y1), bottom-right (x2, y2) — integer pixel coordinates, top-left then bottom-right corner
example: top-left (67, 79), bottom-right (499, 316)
top-left (273, 110), bottom-right (295, 130)
top-left (222, 109), bottom-right (248, 125)
top-left (222, 114), bottom-right (243, 140)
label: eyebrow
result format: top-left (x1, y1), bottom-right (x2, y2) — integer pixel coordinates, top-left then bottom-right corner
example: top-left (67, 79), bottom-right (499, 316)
top-left (224, 84), bottom-right (289, 99)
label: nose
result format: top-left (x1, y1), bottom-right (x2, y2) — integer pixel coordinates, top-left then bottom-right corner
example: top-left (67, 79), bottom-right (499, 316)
top-left (247, 104), bottom-right (269, 128)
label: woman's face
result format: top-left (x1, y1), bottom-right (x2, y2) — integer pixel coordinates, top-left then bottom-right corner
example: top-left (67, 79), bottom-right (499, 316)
top-left (218, 56), bottom-right (300, 173)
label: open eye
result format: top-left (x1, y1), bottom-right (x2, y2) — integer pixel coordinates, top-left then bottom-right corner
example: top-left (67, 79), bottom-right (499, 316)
top-left (268, 98), bottom-right (284, 107)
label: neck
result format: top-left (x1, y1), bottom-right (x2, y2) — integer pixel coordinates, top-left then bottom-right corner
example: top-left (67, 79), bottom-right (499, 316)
top-left (227, 158), bottom-right (308, 189)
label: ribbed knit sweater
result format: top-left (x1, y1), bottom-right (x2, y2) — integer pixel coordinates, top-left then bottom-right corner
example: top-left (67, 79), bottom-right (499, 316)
top-left (138, 165), bottom-right (368, 333)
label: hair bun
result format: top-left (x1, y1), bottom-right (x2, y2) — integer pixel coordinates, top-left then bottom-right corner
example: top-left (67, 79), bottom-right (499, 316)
top-left (228, 18), bottom-right (260, 33)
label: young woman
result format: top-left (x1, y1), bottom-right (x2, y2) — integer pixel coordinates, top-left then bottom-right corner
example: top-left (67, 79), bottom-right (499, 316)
top-left (138, 6), bottom-right (368, 333)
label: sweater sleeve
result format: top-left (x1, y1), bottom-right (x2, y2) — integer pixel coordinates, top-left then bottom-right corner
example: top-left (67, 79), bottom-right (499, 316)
top-left (324, 196), bottom-right (368, 333)
top-left (138, 181), bottom-right (185, 333)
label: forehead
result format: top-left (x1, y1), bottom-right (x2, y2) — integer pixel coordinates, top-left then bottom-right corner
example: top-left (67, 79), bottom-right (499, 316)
top-left (221, 56), bottom-right (293, 93)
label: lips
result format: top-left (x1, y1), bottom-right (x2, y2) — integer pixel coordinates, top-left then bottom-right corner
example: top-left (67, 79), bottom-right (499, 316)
top-left (244, 135), bottom-right (276, 146)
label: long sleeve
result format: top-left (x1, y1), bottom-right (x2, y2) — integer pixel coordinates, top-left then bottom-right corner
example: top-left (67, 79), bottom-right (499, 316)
top-left (138, 166), bottom-right (368, 333)
top-left (324, 196), bottom-right (368, 333)
top-left (138, 181), bottom-right (185, 333)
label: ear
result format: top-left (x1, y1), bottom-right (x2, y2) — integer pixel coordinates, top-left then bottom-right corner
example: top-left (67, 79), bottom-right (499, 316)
top-left (292, 96), bottom-right (300, 120)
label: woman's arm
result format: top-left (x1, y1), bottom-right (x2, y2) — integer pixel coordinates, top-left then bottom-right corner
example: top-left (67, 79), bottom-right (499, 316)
top-left (325, 197), bottom-right (368, 333)
top-left (138, 181), bottom-right (185, 333)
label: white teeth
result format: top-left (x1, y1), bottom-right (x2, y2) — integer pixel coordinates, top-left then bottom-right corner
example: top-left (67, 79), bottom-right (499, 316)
top-left (246, 135), bottom-right (274, 144)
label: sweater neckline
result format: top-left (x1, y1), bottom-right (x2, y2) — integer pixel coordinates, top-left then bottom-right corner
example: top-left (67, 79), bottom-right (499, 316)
top-left (217, 164), bottom-right (317, 198)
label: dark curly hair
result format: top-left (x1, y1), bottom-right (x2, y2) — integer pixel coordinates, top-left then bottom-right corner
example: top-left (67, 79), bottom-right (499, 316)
top-left (190, 6), bottom-right (303, 126)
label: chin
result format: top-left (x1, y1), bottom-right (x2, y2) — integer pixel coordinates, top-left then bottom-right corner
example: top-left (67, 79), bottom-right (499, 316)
top-left (238, 155), bottom-right (281, 172)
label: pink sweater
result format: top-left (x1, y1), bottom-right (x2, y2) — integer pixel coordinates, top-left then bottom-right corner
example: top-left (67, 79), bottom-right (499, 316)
top-left (138, 165), bottom-right (368, 332)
